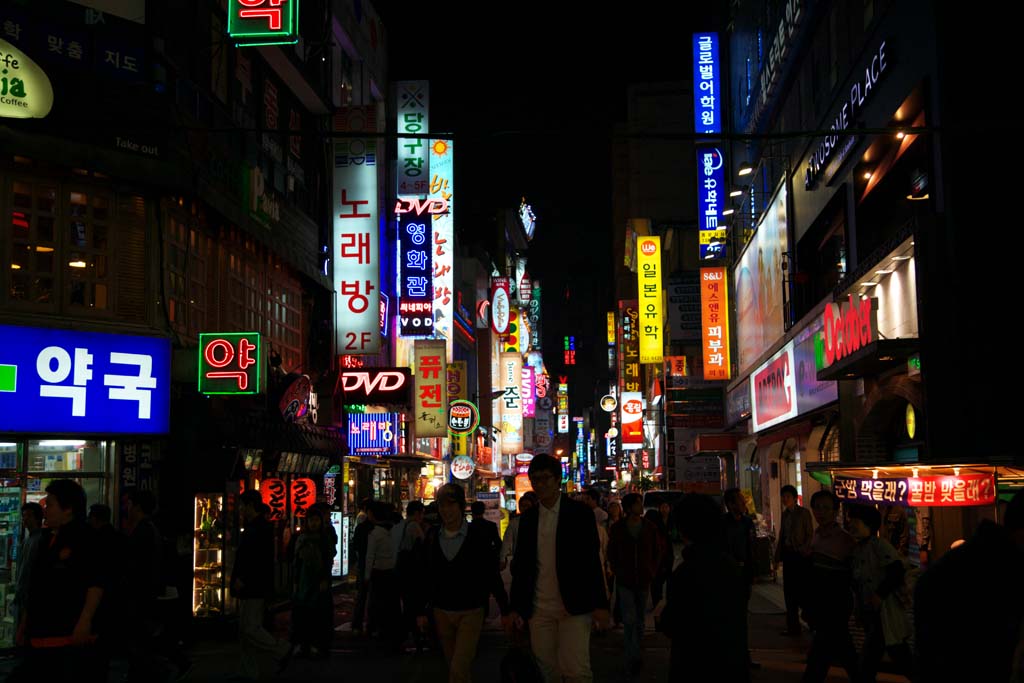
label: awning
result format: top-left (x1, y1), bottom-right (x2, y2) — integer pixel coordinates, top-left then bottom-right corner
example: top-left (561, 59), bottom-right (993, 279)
top-left (694, 433), bottom-right (739, 452)
top-left (756, 421), bottom-right (812, 448)
top-left (816, 338), bottom-right (919, 381)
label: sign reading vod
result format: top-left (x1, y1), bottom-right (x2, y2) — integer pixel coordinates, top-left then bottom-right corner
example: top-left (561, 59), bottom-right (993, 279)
top-left (0, 39), bottom-right (54, 119)
top-left (0, 324), bottom-right (170, 434)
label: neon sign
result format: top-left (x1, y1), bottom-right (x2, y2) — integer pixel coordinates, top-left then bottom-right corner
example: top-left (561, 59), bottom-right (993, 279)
top-left (227, 0), bottom-right (300, 47)
top-left (821, 295), bottom-right (878, 367)
top-left (394, 197), bottom-right (449, 216)
top-left (335, 369), bottom-right (411, 403)
top-left (198, 332), bottom-right (261, 395)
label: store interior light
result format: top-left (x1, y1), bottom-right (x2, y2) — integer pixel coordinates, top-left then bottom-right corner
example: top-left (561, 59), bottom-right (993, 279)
top-left (35, 245), bottom-right (54, 252)
top-left (863, 171), bottom-right (873, 180)
top-left (861, 281), bottom-right (879, 287)
top-left (69, 260), bottom-right (87, 268)
top-left (11, 264), bottom-right (20, 270)
top-left (891, 256), bottom-right (912, 261)
top-left (905, 193), bottom-right (930, 201)
top-left (896, 131), bottom-right (906, 139)
top-left (875, 269), bottom-right (894, 275)
top-left (37, 440), bottom-right (86, 447)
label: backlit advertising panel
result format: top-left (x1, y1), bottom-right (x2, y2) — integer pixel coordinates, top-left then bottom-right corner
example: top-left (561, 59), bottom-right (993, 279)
top-left (692, 33), bottom-right (721, 134)
top-left (333, 105), bottom-right (380, 354)
top-left (399, 211), bottom-right (433, 336)
top-left (621, 391), bottom-right (643, 450)
top-left (430, 139), bottom-right (455, 359)
top-left (348, 413), bottom-right (400, 455)
top-left (227, 0), bottom-right (299, 47)
top-left (491, 277), bottom-right (510, 335)
top-left (794, 317), bottom-right (837, 413)
top-left (637, 236), bottom-right (663, 364)
top-left (500, 353), bottom-right (524, 454)
top-left (697, 146), bottom-right (727, 260)
top-left (700, 268), bottom-right (731, 381)
top-left (397, 81), bottom-right (429, 197)
top-left (750, 342), bottom-right (798, 432)
top-left (735, 180), bottom-right (788, 374)
top-left (414, 340), bottom-right (447, 437)
top-left (522, 367), bottom-right (536, 418)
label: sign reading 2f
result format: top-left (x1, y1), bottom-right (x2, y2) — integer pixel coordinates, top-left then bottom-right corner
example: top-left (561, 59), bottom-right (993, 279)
top-left (0, 324), bottom-right (170, 434)
top-left (199, 332), bottom-right (262, 395)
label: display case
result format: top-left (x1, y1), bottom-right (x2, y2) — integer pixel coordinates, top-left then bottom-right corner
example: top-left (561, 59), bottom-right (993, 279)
top-left (192, 493), bottom-right (226, 617)
top-left (0, 482), bottom-right (21, 648)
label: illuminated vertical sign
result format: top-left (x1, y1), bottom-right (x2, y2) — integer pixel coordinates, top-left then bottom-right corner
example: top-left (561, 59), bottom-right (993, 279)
top-left (621, 391), bottom-right (643, 450)
top-left (529, 282), bottom-right (542, 350)
top-left (414, 340), bottom-right (447, 437)
top-left (348, 413), bottom-right (401, 454)
top-left (430, 139), bottom-right (455, 358)
top-left (397, 81), bottom-right (429, 197)
top-left (607, 311), bottom-right (616, 346)
top-left (399, 211), bottom-right (433, 336)
top-left (563, 336), bottom-right (576, 365)
top-left (491, 277), bottom-right (511, 334)
top-left (557, 377), bottom-right (570, 434)
top-left (637, 236), bottom-right (663, 364)
top-left (692, 33), bottom-right (721, 134)
top-left (505, 308), bottom-right (521, 353)
top-left (617, 300), bottom-right (641, 399)
top-left (700, 267), bottom-right (731, 380)
top-left (227, 0), bottom-right (299, 47)
top-left (199, 332), bottom-right (261, 395)
top-left (333, 105), bottom-right (380, 354)
top-left (521, 367), bottom-right (536, 418)
top-left (500, 353), bottom-right (524, 454)
top-left (697, 146), bottom-right (727, 260)
top-left (447, 360), bottom-right (467, 404)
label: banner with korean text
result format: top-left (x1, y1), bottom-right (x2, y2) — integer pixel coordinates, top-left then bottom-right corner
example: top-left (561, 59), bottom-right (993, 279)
top-left (333, 105), bottom-right (380, 354)
top-left (430, 139), bottom-right (455, 359)
top-left (700, 267), bottom-right (731, 380)
top-left (397, 81), bottom-right (429, 197)
top-left (637, 236), bottom-right (663, 364)
top-left (447, 360), bottom-right (468, 455)
top-left (414, 340), bottom-right (447, 437)
top-left (500, 352), bottom-right (524, 454)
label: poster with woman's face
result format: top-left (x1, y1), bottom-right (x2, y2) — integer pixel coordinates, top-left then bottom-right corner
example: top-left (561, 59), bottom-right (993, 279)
top-left (734, 182), bottom-right (788, 374)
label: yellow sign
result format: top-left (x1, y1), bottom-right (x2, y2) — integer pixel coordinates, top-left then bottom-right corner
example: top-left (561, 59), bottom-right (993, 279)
top-left (607, 311), bottom-right (616, 345)
top-left (906, 404), bottom-right (916, 440)
top-left (699, 229), bottom-right (727, 245)
top-left (0, 40), bottom-right (54, 119)
top-left (637, 236), bottom-right (663, 364)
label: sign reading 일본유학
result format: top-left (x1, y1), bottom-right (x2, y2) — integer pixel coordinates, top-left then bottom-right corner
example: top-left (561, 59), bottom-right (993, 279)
top-left (0, 324), bottom-right (170, 434)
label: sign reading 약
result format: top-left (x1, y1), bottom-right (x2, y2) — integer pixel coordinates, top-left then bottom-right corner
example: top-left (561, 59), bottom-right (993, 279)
top-left (199, 332), bottom-right (261, 395)
top-left (227, 0), bottom-right (299, 47)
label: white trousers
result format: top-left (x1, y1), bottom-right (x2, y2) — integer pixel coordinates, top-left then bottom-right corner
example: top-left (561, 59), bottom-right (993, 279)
top-left (529, 610), bottom-right (593, 683)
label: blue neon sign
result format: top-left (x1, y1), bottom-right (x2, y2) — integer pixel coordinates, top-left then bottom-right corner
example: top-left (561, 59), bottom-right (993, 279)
top-left (398, 212), bottom-right (433, 336)
top-left (0, 324), bottom-right (170, 434)
top-left (348, 413), bottom-right (400, 455)
top-left (693, 33), bottom-right (721, 135)
top-left (697, 146), bottom-right (727, 260)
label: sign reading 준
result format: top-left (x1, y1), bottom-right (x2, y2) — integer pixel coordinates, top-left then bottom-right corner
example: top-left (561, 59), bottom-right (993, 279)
top-left (0, 324), bottom-right (170, 434)
top-left (0, 39), bottom-right (54, 119)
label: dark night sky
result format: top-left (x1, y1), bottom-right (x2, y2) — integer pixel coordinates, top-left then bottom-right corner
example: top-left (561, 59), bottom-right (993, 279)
top-left (380, 3), bottom-right (714, 405)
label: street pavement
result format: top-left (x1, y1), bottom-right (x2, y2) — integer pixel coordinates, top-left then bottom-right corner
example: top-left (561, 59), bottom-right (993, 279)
top-left (0, 582), bottom-right (912, 682)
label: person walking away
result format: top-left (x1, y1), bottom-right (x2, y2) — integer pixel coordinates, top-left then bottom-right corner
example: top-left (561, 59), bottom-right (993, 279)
top-left (509, 453), bottom-right (610, 683)
top-left (11, 503), bottom-right (43, 644)
top-left (846, 504), bottom-right (912, 682)
top-left (776, 485), bottom-right (814, 636)
top-left (414, 484), bottom-right (509, 682)
top-left (13, 480), bottom-right (107, 682)
top-left (470, 500), bottom-right (502, 563)
top-left (393, 501), bottom-right (426, 650)
top-left (365, 501), bottom-right (401, 646)
top-left (915, 490), bottom-right (1024, 683)
top-left (659, 494), bottom-right (749, 683)
top-left (721, 488), bottom-right (760, 669)
top-left (801, 490), bottom-right (858, 683)
top-left (290, 507), bottom-right (331, 659)
top-left (606, 493), bottom-right (661, 677)
top-left (583, 489), bottom-right (608, 526)
top-left (501, 492), bottom-right (538, 572)
top-left (231, 490), bottom-right (290, 679)
top-left (351, 498), bottom-right (374, 636)
top-left (123, 490), bottom-right (164, 681)
top-left (645, 506), bottom-right (672, 609)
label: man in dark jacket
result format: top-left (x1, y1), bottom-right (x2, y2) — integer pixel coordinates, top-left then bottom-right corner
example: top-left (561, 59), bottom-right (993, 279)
top-left (660, 494), bottom-right (748, 682)
top-left (123, 491), bottom-right (163, 682)
top-left (722, 487), bottom-right (759, 670)
top-left (415, 484), bottom-right (508, 682)
top-left (509, 453), bottom-right (609, 682)
top-left (469, 500), bottom-right (502, 563)
top-left (351, 498), bottom-right (374, 635)
top-left (231, 490), bottom-right (289, 678)
top-left (775, 484), bottom-right (814, 636)
top-left (607, 493), bottom-right (661, 676)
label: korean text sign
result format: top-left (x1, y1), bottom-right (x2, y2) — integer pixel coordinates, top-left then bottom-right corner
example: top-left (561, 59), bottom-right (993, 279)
top-left (700, 268), bottom-right (731, 381)
top-left (333, 105), bottom-right (380, 354)
top-left (500, 353), bottom-right (524, 454)
top-left (697, 146), bottom-right (727, 260)
top-left (348, 413), bottom-right (400, 455)
top-left (396, 81), bottom-right (429, 197)
top-left (0, 324), bottom-right (170, 434)
top-left (430, 140), bottom-right (455, 357)
top-left (199, 332), bottom-right (262, 395)
top-left (692, 33), bottom-right (721, 134)
top-left (227, 0), bottom-right (299, 46)
top-left (399, 210), bottom-right (434, 336)
top-left (414, 340), bottom-right (447, 437)
top-left (637, 236), bottom-right (663, 364)
top-left (835, 474), bottom-right (996, 508)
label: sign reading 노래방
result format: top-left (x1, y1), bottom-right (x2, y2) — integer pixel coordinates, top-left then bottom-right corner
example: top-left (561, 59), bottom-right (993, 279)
top-left (0, 324), bottom-right (170, 434)
top-left (347, 413), bottom-right (399, 455)
top-left (0, 39), bottom-right (54, 119)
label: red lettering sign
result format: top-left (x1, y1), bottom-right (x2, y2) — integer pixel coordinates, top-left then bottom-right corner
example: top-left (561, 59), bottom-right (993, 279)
top-left (394, 197), bottom-right (450, 216)
top-left (335, 369), bottom-right (411, 402)
top-left (908, 474), bottom-right (996, 507)
top-left (290, 478), bottom-right (316, 518)
top-left (260, 478), bottom-right (286, 522)
top-left (752, 344), bottom-right (798, 430)
top-left (822, 295), bottom-right (878, 367)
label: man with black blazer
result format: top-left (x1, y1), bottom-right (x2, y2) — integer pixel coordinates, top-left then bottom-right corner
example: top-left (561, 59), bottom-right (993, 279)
top-left (509, 454), bottom-right (610, 683)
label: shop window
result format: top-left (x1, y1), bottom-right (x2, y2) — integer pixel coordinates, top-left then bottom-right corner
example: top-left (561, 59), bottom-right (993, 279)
top-left (26, 440), bottom-right (107, 473)
top-left (66, 190), bottom-right (113, 311)
top-left (0, 442), bottom-right (19, 470)
top-left (821, 428), bottom-right (840, 463)
top-left (8, 181), bottom-right (57, 306)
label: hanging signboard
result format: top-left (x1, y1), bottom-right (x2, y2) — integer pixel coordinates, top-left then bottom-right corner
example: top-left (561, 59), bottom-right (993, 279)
top-left (414, 340), bottom-right (447, 437)
top-left (227, 0), bottom-right (300, 47)
top-left (0, 39), bottom-right (55, 119)
top-left (396, 80), bottom-right (429, 197)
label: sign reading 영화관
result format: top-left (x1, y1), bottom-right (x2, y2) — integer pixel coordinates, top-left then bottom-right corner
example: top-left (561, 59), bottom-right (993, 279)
top-left (1, 39), bottom-right (54, 119)
top-left (0, 324), bottom-right (169, 434)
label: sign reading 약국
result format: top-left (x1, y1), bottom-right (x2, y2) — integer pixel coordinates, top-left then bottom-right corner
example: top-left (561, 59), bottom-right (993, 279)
top-left (0, 325), bottom-right (170, 434)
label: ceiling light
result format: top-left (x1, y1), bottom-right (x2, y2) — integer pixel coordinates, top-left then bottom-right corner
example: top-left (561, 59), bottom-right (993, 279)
top-left (737, 162), bottom-right (754, 176)
top-left (11, 263), bottom-right (21, 270)
top-left (69, 260), bottom-right (87, 268)
top-left (861, 281), bottom-right (879, 287)
top-left (875, 269), bottom-right (894, 275)
top-left (896, 131), bottom-right (906, 139)
top-left (729, 188), bottom-right (743, 197)
top-left (35, 245), bottom-right (54, 253)
top-left (722, 208), bottom-right (735, 216)
top-left (863, 171), bottom-right (873, 180)
top-left (891, 256), bottom-right (912, 261)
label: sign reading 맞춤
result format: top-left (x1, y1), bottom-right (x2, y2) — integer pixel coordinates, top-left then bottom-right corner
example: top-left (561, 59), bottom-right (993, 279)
top-left (0, 325), bottom-right (170, 435)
